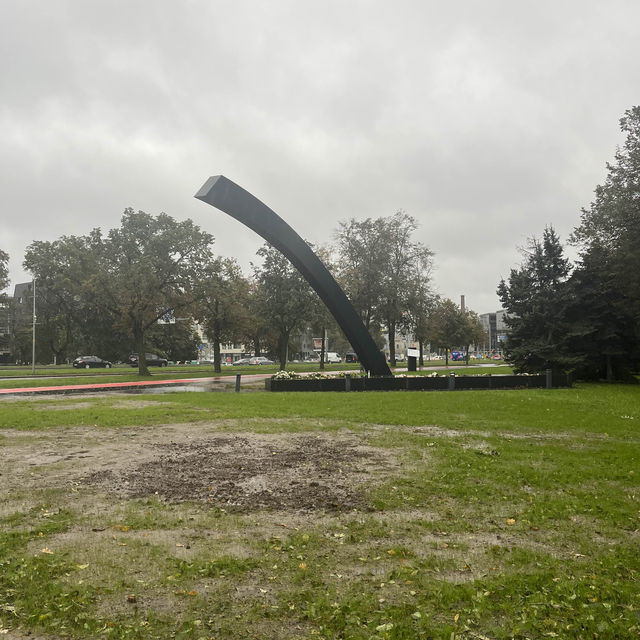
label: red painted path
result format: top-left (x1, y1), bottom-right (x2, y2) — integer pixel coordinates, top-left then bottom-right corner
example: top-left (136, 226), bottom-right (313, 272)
top-left (0, 374), bottom-right (269, 396)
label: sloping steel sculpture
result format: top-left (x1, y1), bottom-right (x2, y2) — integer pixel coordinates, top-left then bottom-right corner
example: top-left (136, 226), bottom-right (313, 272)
top-left (195, 176), bottom-right (392, 377)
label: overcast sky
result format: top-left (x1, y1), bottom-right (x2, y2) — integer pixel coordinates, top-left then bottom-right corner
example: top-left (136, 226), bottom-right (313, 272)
top-left (2, 1), bottom-right (639, 313)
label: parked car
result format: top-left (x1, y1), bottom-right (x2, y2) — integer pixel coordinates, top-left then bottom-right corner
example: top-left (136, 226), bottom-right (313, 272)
top-left (344, 352), bottom-right (359, 363)
top-left (324, 352), bottom-right (342, 363)
top-left (232, 356), bottom-right (275, 366)
top-left (126, 353), bottom-right (168, 367)
top-left (73, 355), bottom-right (113, 369)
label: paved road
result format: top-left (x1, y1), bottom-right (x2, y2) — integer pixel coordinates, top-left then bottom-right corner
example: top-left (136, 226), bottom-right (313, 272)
top-left (0, 373), bottom-right (271, 396)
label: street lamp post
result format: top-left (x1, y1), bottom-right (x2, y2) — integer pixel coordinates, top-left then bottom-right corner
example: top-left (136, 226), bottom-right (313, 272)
top-left (31, 278), bottom-right (36, 375)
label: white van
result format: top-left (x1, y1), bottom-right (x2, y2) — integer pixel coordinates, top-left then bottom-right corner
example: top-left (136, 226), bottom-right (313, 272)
top-left (324, 352), bottom-right (342, 363)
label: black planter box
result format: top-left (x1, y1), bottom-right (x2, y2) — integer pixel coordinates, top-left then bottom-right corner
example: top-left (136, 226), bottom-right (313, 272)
top-left (265, 373), bottom-right (563, 392)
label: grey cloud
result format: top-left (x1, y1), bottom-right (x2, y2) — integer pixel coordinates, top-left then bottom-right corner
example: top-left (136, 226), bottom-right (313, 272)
top-left (1, 0), bottom-right (639, 316)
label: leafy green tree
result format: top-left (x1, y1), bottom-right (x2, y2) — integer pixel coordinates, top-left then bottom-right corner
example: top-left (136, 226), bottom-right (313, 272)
top-left (253, 244), bottom-right (315, 370)
top-left (236, 279), bottom-right (274, 359)
top-left (0, 250), bottom-right (9, 359)
top-left (0, 250), bottom-right (8, 296)
top-left (193, 257), bottom-right (251, 372)
top-left (95, 209), bottom-right (215, 375)
top-left (458, 310), bottom-right (487, 364)
top-left (335, 212), bottom-right (433, 365)
top-left (497, 226), bottom-right (572, 374)
top-left (402, 279), bottom-right (436, 366)
top-left (335, 217), bottom-right (388, 332)
top-left (24, 235), bottom-right (104, 362)
top-left (427, 298), bottom-right (465, 366)
top-left (378, 212), bottom-right (433, 365)
top-left (147, 319), bottom-right (200, 363)
top-left (305, 244), bottom-right (343, 369)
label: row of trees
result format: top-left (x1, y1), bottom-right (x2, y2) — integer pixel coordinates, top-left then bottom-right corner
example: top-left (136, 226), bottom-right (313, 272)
top-left (4, 207), bottom-right (486, 374)
top-left (499, 106), bottom-right (640, 381)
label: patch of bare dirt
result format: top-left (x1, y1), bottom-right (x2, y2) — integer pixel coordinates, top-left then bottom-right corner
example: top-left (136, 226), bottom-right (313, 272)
top-left (32, 401), bottom-right (96, 411)
top-left (84, 433), bottom-right (391, 512)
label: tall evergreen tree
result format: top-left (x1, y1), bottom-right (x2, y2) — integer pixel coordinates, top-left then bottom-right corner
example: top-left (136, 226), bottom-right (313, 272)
top-left (497, 227), bottom-right (572, 374)
top-left (563, 244), bottom-right (637, 380)
top-left (571, 106), bottom-right (640, 377)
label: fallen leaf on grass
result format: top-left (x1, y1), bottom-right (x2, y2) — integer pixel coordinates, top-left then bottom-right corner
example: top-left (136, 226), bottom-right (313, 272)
top-left (506, 518), bottom-right (516, 525)
top-left (40, 548), bottom-right (53, 554)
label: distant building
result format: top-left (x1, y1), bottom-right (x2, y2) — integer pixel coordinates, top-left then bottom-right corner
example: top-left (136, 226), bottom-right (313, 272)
top-left (479, 309), bottom-right (509, 353)
top-left (0, 295), bottom-right (10, 361)
top-left (8, 282), bottom-right (35, 363)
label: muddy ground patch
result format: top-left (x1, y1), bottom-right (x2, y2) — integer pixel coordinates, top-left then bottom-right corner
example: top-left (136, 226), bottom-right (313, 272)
top-left (0, 422), bottom-right (399, 515)
top-left (84, 433), bottom-right (393, 512)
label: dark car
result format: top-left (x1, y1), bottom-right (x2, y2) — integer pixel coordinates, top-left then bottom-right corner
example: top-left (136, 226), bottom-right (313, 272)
top-left (127, 353), bottom-right (168, 367)
top-left (73, 355), bottom-right (113, 369)
top-left (344, 352), bottom-right (359, 363)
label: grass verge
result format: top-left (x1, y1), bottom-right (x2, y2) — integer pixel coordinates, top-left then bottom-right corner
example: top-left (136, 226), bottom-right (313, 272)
top-left (1, 383), bottom-right (638, 639)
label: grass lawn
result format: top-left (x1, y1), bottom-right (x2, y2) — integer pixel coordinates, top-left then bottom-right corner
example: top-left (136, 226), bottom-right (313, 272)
top-left (0, 383), bottom-right (638, 638)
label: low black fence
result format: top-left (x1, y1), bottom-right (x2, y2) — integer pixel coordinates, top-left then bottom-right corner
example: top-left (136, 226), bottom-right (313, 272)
top-left (266, 372), bottom-right (570, 392)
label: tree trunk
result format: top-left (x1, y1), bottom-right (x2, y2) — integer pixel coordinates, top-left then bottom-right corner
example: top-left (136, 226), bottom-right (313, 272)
top-left (320, 326), bottom-right (326, 371)
top-left (278, 330), bottom-right (289, 370)
top-left (606, 353), bottom-right (613, 382)
top-left (52, 347), bottom-right (64, 367)
top-left (254, 334), bottom-right (261, 357)
top-left (134, 323), bottom-right (150, 376)
top-left (419, 340), bottom-right (424, 368)
top-left (213, 322), bottom-right (222, 374)
top-left (444, 349), bottom-right (449, 367)
top-left (387, 320), bottom-right (396, 366)
top-left (465, 344), bottom-right (470, 365)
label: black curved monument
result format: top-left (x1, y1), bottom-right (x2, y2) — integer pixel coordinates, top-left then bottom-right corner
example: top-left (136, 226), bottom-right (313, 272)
top-left (195, 176), bottom-right (392, 377)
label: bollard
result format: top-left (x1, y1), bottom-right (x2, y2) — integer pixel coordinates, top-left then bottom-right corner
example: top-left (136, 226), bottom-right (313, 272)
top-left (545, 369), bottom-right (552, 389)
top-left (345, 373), bottom-right (351, 392)
top-left (448, 372), bottom-right (456, 391)
top-left (235, 374), bottom-right (241, 392)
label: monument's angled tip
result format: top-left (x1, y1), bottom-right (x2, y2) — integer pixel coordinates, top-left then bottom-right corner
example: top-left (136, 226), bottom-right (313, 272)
top-left (194, 175), bottom-right (226, 201)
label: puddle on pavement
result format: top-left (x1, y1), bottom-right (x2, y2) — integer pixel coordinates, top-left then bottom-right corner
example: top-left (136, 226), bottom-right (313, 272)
top-left (124, 381), bottom-right (231, 394)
